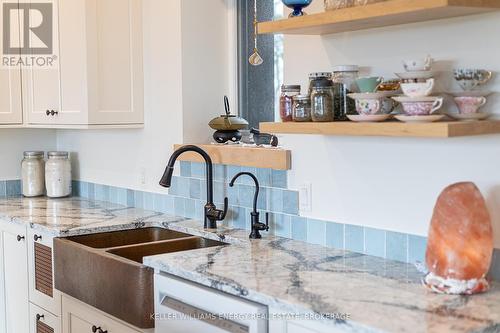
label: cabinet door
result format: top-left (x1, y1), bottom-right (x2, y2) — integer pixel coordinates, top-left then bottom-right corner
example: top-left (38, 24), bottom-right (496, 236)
top-left (25, 0), bottom-right (89, 125)
top-left (86, 0), bottom-right (143, 125)
top-left (29, 303), bottom-right (61, 333)
top-left (1, 222), bottom-right (29, 333)
top-left (0, 2), bottom-right (23, 125)
top-left (28, 229), bottom-right (61, 316)
top-left (62, 294), bottom-right (141, 333)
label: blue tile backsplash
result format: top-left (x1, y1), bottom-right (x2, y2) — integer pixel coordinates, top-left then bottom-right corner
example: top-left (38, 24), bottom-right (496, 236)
top-left (6, 160), bottom-right (499, 272)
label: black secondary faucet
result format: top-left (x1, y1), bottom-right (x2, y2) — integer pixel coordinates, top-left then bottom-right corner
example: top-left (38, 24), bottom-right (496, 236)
top-left (229, 172), bottom-right (269, 239)
top-left (159, 145), bottom-right (228, 229)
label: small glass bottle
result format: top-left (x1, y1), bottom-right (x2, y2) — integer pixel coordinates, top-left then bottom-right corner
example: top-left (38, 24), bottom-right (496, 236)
top-left (279, 85), bottom-right (301, 122)
top-left (332, 65), bottom-right (359, 120)
top-left (292, 95), bottom-right (311, 122)
top-left (311, 87), bottom-right (334, 122)
top-left (21, 151), bottom-right (45, 197)
top-left (45, 151), bottom-right (72, 198)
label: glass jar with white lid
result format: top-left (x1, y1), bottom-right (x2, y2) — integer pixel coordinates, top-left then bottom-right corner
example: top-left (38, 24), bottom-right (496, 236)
top-left (45, 151), bottom-right (72, 198)
top-left (21, 151), bottom-right (45, 197)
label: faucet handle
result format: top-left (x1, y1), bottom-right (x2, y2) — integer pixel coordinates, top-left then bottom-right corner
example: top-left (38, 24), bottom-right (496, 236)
top-left (218, 197), bottom-right (229, 220)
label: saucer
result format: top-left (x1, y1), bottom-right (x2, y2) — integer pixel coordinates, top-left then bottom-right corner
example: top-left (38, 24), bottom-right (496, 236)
top-left (395, 71), bottom-right (434, 80)
top-left (392, 96), bottom-right (441, 103)
top-left (447, 112), bottom-right (491, 121)
top-left (348, 91), bottom-right (399, 99)
top-left (446, 91), bottom-right (493, 97)
top-left (395, 114), bottom-right (445, 123)
top-left (347, 114), bottom-right (392, 122)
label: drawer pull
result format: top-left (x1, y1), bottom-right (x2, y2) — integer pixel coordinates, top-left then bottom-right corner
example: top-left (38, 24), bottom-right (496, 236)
top-left (34, 234), bottom-right (42, 241)
top-left (36, 314), bottom-right (44, 321)
top-left (46, 110), bottom-right (50, 116)
top-left (91, 326), bottom-right (107, 333)
top-left (160, 295), bottom-right (249, 333)
top-left (17, 235), bottom-right (25, 241)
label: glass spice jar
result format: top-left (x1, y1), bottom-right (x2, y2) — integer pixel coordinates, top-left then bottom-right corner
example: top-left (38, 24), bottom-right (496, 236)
top-left (292, 95), bottom-right (311, 122)
top-left (279, 85), bottom-right (301, 122)
top-left (332, 65), bottom-right (359, 121)
top-left (45, 151), bottom-right (72, 198)
top-left (311, 86), bottom-right (334, 122)
top-left (21, 151), bottom-right (45, 197)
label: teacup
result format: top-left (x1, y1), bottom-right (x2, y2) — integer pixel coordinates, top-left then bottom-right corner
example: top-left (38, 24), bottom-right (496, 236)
top-left (356, 77), bottom-right (383, 93)
top-left (400, 97), bottom-right (443, 116)
top-left (355, 98), bottom-right (382, 115)
top-left (401, 78), bottom-right (435, 98)
top-left (454, 96), bottom-right (487, 114)
top-left (453, 69), bottom-right (492, 91)
top-left (403, 55), bottom-right (433, 72)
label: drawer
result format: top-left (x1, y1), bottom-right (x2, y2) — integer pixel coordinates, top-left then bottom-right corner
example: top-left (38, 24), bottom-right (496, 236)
top-left (29, 303), bottom-right (61, 333)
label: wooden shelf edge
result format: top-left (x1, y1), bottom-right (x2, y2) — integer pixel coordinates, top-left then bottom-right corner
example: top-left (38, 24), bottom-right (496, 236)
top-left (260, 120), bottom-right (500, 138)
top-left (258, 0), bottom-right (500, 35)
top-left (173, 144), bottom-right (291, 170)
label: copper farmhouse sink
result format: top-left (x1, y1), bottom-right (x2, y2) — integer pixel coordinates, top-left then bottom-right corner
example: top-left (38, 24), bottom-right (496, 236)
top-left (54, 228), bottom-right (226, 329)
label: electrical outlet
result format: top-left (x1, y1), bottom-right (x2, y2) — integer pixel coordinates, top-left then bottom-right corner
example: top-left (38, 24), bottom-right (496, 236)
top-left (139, 167), bottom-right (147, 185)
top-left (299, 182), bottom-right (312, 212)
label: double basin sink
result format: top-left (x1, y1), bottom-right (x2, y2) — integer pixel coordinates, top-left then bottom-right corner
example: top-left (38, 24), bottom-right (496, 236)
top-left (54, 228), bottom-right (226, 329)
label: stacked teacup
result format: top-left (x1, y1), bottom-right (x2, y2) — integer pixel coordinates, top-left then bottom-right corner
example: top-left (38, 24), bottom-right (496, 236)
top-left (346, 76), bottom-right (399, 122)
top-left (393, 55), bottom-right (445, 123)
top-left (447, 69), bottom-right (493, 121)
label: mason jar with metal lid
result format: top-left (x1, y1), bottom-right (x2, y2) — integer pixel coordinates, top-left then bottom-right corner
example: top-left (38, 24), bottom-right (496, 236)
top-left (45, 151), bottom-right (72, 198)
top-left (21, 151), bottom-right (45, 197)
top-left (308, 72), bottom-right (333, 95)
top-left (292, 95), bottom-right (312, 122)
top-left (311, 86), bottom-right (334, 122)
top-left (280, 84), bottom-right (301, 122)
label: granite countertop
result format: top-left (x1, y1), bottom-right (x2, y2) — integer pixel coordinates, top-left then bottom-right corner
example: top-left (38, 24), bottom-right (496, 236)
top-left (1, 196), bottom-right (499, 333)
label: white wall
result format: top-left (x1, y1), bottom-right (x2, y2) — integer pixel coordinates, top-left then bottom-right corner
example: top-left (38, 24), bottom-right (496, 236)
top-left (281, 2), bottom-right (500, 247)
top-left (56, 0), bottom-right (232, 192)
top-left (0, 129), bottom-right (56, 180)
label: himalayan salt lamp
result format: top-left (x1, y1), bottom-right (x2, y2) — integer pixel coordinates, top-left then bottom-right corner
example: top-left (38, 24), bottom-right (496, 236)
top-left (424, 182), bottom-right (493, 295)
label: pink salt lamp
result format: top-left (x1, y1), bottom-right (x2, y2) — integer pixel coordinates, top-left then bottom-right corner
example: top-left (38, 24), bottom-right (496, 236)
top-left (424, 182), bottom-right (493, 295)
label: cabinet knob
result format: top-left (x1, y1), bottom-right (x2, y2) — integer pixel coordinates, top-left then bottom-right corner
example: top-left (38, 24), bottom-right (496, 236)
top-left (36, 314), bottom-right (44, 321)
top-left (46, 110), bottom-right (51, 116)
top-left (51, 110), bottom-right (58, 116)
top-left (91, 326), bottom-right (107, 333)
top-left (34, 234), bottom-right (42, 241)
top-left (17, 235), bottom-right (25, 242)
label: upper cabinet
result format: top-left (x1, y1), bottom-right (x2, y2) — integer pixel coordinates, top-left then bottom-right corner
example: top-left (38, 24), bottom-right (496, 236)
top-left (0, 4), bottom-right (23, 125)
top-left (21, 0), bottom-right (144, 127)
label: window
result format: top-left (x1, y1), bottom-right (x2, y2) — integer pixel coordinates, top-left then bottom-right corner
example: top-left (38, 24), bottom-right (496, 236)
top-left (237, 0), bottom-right (283, 128)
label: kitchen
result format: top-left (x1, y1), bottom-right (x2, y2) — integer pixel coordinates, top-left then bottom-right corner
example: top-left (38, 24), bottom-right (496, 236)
top-left (1, 0), bottom-right (500, 332)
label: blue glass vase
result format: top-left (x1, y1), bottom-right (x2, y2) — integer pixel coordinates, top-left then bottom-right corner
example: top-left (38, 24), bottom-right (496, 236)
top-left (282, 0), bottom-right (313, 17)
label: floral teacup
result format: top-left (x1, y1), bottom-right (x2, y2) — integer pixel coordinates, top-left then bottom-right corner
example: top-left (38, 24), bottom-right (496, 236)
top-left (355, 98), bottom-right (382, 115)
top-left (400, 97), bottom-right (443, 116)
top-left (401, 79), bottom-right (435, 98)
top-left (403, 55), bottom-right (433, 72)
top-left (453, 69), bottom-right (492, 91)
top-left (454, 96), bottom-right (487, 114)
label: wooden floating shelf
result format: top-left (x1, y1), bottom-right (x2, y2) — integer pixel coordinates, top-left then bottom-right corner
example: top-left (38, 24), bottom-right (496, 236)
top-left (257, 0), bottom-right (500, 35)
top-left (260, 120), bottom-right (500, 138)
top-left (173, 144), bottom-right (291, 170)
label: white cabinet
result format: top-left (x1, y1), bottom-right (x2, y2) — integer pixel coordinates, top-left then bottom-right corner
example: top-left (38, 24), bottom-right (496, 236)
top-left (0, 2), bottom-right (23, 125)
top-left (154, 273), bottom-right (268, 333)
top-left (0, 221), bottom-right (29, 333)
top-left (28, 229), bottom-right (61, 316)
top-left (22, 0), bottom-right (144, 127)
top-left (269, 308), bottom-right (348, 333)
top-left (29, 303), bottom-right (61, 333)
top-left (62, 294), bottom-right (142, 333)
